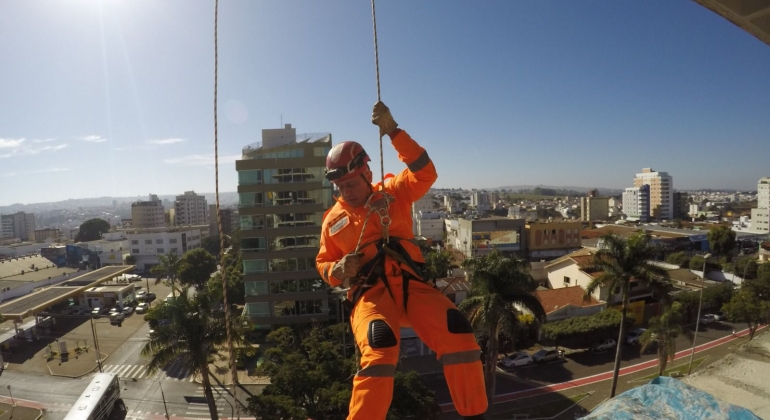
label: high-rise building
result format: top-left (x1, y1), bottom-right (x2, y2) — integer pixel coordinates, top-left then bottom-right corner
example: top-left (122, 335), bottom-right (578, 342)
top-left (236, 124), bottom-right (334, 330)
top-left (579, 190), bottom-right (610, 221)
top-left (633, 168), bottom-right (673, 220)
top-left (622, 185), bottom-right (650, 222)
top-left (751, 177), bottom-right (770, 233)
top-left (0, 212), bottom-right (36, 241)
top-left (673, 192), bottom-right (689, 220)
top-left (174, 191), bottom-right (209, 226)
top-left (131, 195), bottom-right (165, 229)
top-left (209, 204), bottom-right (239, 237)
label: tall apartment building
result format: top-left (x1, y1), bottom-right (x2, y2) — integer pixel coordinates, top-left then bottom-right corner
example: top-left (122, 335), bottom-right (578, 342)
top-left (0, 212), bottom-right (36, 241)
top-left (175, 191), bottom-right (209, 226)
top-left (471, 191), bottom-right (491, 212)
top-left (131, 196), bottom-right (166, 229)
top-left (579, 190), bottom-right (610, 221)
top-left (236, 124), bottom-right (334, 330)
top-left (623, 185), bottom-right (650, 222)
top-left (633, 168), bottom-right (673, 220)
top-left (751, 177), bottom-right (770, 233)
top-left (208, 205), bottom-right (239, 237)
top-left (673, 192), bottom-right (689, 219)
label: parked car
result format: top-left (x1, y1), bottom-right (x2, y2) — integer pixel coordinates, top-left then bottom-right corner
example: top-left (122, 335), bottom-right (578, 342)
top-left (122, 306), bottom-right (134, 316)
top-left (76, 308), bottom-right (90, 315)
top-left (136, 302), bottom-right (149, 314)
top-left (91, 307), bottom-right (102, 316)
top-left (110, 313), bottom-right (125, 323)
top-left (532, 348), bottom-right (560, 364)
top-left (626, 328), bottom-right (647, 345)
top-left (709, 312), bottom-right (725, 322)
top-left (501, 352), bottom-right (533, 368)
top-left (699, 314), bottom-right (716, 325)
top-left (109, 307), bottom-right (121, 315)
top-left (592, 338), bottom-right (617, 352)
top-left (145, 293), bottom-right (157, 302)
top-left (136, 290), bottom-right (147, 298)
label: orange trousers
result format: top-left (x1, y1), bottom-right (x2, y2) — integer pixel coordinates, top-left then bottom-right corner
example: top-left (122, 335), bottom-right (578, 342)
top-left (348, 265), bottom-right (487, 419)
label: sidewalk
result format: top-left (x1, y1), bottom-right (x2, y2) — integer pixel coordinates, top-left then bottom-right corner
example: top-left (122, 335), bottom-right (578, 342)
top-left (0, 401), bottom-right (42, 420)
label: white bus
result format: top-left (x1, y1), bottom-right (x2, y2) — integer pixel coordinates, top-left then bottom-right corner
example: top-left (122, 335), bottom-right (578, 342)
top-left (63, 372), bottom-right (121, 420)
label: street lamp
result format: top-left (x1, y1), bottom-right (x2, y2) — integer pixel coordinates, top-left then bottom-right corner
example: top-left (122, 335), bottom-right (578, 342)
top-left (7, 385), bottom-right (14, 407)
top-left (688, 252), bottom-right (711, 375)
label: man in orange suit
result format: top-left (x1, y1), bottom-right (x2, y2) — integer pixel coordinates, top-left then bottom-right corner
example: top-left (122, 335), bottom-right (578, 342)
top-left (316, 101), bottom-right (487, 420)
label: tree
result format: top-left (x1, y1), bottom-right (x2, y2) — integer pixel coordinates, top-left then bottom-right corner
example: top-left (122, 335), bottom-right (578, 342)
top-left (141, 291), bottom-right (245, 420)
top-left (735, 258), bottom-right (759, 280)
top-left (207, 253), bottom-right (245, 306)
top-left (689, 255), bottom-right (705, 271)
top-left (201, 234), bottom-right (232, 257)
top-left (585, 233), bottom-right (669, 398)
top-left (722, 288), bottom-right (770, 341)
top-left (151, 250), bottom-right (181, 298)
top-left (75, 218), bottom-right (110, 242)
top-left (460, 250), bottom-right (546, 407)
top-left (665, 251), bottom-right (690, 268)
top-left (708, 225), bottom-right (736, 257)
top-left (178, 248), bottom-right (218, 290)
top-left (124, 254), bottom-right (136, 265)
top-left (640, 302), bottom-right (684, 376)
top-left (673, 283), bottom-right (734, 323)
top-left (423, 250), bottom-right (453, 282)
top-left (540, 309), bottom-right (634, 349)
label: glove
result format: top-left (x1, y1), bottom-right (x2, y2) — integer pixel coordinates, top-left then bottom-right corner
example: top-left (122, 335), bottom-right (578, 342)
top-left (372, 101), bottom-right (398, 137)
top-left (332, 253), bottom-right (364, 287)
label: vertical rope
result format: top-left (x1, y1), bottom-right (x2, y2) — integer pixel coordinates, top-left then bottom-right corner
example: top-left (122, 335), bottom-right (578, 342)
top-left (213, 0), bottom-right (239, 418)
top-left (371, 0), bottom-right (385, 186)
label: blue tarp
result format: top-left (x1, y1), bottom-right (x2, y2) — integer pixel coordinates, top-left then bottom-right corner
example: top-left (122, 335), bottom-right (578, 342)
top-left (582, 376), bottom-right (760, 420)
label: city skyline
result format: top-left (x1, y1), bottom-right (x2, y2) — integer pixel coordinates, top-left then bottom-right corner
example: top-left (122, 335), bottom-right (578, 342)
top-left (2, 1), bottom-right (770, 206)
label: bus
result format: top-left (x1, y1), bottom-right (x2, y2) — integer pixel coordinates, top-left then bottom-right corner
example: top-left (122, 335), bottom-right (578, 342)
top-left (63, 372), bottom-right (121, 420)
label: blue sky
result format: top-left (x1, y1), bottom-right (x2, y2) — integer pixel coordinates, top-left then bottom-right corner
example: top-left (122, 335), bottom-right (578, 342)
top-left (1, 1), bottom-right (769, 206)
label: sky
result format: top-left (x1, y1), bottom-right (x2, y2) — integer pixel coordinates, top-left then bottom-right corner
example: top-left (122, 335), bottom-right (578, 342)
top-left (1, 0), bottom-right (769, 206)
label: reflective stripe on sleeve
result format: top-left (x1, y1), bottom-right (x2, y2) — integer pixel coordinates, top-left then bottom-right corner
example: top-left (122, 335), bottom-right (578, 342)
top-left (406, 151), bottom-right (431, 173)
top-left (356, 364), bottom-right (396, 378)
top-left (440, 350), bottom-right (481, 366)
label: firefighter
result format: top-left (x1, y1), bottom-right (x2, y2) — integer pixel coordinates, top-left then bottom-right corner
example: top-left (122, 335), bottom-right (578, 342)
top-left (316, 101), bottom-right (487, 420)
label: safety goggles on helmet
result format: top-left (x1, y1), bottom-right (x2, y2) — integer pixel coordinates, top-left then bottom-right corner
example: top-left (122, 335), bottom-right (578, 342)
top-left (325, 149), bottom-right (370, 182)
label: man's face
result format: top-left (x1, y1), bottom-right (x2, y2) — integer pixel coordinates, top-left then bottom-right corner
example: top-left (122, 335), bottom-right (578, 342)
top-left (335, 171), bottom-right (372, 208)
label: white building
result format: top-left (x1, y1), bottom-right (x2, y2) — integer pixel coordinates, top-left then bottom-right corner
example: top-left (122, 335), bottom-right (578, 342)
top-left (175, 191), bottom-right (209, 226)
top-left (633, 168), bottom-right (673, 220)
top-left (412, 195), bottom-right (435, 235)
top-left (471, 191), bottom-right (490, 212)
top-left (622, 185), bottom-right (650, 222)
top-left (1, 212), bottom-right (36, 241)
top-left (126, 226), bottom-right (205, 271)
top-left (415, 211), bottom-right (445, 242)
top-left (750, 177), bottom-right (770, 233)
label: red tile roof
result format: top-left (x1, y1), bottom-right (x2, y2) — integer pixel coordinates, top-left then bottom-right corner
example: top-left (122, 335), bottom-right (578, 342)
top-left (533, 286), bottom-right (603, 314)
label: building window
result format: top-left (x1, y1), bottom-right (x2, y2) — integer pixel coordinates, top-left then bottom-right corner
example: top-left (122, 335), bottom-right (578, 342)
top-left (170, 247), bottom-right (179, 253)
top-left (169, 238), bottom-right (177, 244)
top-left (245, 281), bottom-right (269, 296)
top-left (157, 248), bottom-right (165, 254)
top-left (274, 299), bottom-right (324, 317)
top-left (269, 257), bottom-right (315, 272)
top-left (145, 240), bottom-right (152, 244)
top-left (563, 276), bottom-right (571, 286)
top-left (132, 249), bottom-right (140, 254)
top-left (246, 302), bottom-right (270, 318)
top-left (156, 239), bottom-right (163, 244)
top-left (238, 169), bottom-right (263, 185)
top-left (131, 240), bottom-right (139, 245)
top-left (243, 259), bottom-right (268, 274)
top-left (242, 237), bottom-right (266, 251)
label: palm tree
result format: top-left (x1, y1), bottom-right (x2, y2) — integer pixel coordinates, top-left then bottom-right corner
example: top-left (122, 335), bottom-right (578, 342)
top-left (640, 302), bottom-right (684, 376)
top-left (141, 291), bottom-right (244, 420)
top-left (151, 250), bottom-right (181, 298)
top-left (585, 232), bottom-right (670, 398)
top-left (424, 249), bottom-right (453, 283)
top-left (460, 250), bottom-right (546, 407)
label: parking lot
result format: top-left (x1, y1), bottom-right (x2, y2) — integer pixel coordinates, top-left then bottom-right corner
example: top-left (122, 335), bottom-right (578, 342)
top-left (1, 277), bottom-right (173, 377)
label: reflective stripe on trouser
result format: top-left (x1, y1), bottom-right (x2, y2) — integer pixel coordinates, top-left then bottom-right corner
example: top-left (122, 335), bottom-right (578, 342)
top-left (349, 267), bottom-right (487, 419)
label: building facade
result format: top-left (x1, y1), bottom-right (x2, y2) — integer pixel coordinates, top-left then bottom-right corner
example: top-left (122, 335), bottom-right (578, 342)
top-left (34, 228), bottom-right (61, 241)
top-left (623, 185), bottom-right (650, 222)
top-left (0, 212), bottom-right (36, 241)
top-left (525, 221), bottom-right (582, 260)
top-left (208, 205), bottom-right (239, 237)
top-left (126, 227), bottom-right (204, 271)
top-left (751, 177), bottom-right (770, 233)
top-left (236, 124), bottom-right (334, 330)
top-left (131, 195), bottom-right (165, 229)
top-left (415, 211), bottom-right (445, 242)
top-left (633, 168), bottom-right (673, 220)
top-left (175, 191), bottom-right (209, 226)
top-left (580, 196), bottom-right (610, 221)
top-left (673, 192), bottom-right (689, 220)
top-left (446, 217), bottom-right (525, 259)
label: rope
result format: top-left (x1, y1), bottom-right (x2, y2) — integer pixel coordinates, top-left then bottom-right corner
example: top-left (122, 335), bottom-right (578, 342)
top-left (213, 1), bottom-right (240, 418)
top-left (371, 0), bottom-right (385, 187)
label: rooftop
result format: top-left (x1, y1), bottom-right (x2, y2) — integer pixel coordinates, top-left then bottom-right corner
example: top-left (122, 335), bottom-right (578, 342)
top-left (533, 286), bottom-right (603, 315)
top-left (0, 254), bottom-right (78, 282)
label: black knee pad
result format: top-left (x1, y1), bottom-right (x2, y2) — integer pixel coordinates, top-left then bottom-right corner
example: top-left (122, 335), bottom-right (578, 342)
top-left (447, 309), bottom-right (474, 334)
top-left (367, 319), bottom-right (397, 348)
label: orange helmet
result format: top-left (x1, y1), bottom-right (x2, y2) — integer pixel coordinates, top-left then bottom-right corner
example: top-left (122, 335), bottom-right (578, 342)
top-left (325, 141), bottom-right (371, 183)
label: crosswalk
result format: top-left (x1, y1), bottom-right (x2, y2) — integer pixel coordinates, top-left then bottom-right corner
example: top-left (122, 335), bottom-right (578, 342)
top-left (103, 358), bottom-right (195, 381)
top-left (185, 386), bottom-right (232, 419)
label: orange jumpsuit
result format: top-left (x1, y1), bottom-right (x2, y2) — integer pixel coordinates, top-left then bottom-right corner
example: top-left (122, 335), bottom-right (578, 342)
top-left (317, 130), bottom-right (487, 419)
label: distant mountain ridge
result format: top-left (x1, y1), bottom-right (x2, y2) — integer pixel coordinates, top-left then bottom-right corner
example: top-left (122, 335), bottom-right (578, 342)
top-left (493, 185), bottom-right (624, 196)
top-left (0, 192), bottom-right (240, 213)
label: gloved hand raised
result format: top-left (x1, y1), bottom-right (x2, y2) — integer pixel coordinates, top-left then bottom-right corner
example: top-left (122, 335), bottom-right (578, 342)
top-left (372, 101), bottom-right (398, 137)
top-left (333, 252), bottom-right (364, 288)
